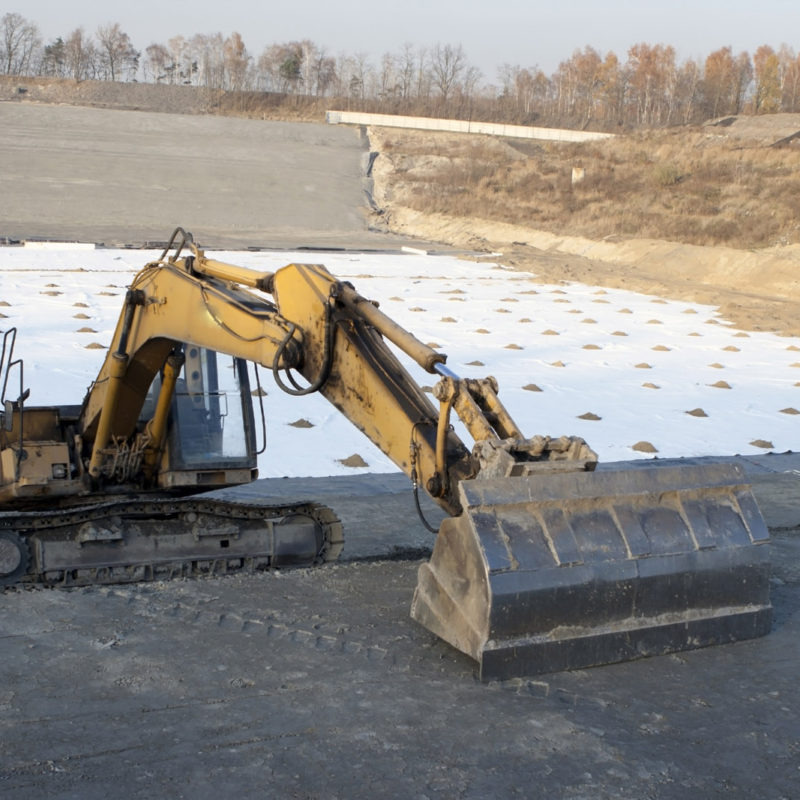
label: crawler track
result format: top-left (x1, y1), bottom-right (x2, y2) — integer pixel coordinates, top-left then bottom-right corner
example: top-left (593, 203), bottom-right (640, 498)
top-left (0, 495), bottom-right (343, 587)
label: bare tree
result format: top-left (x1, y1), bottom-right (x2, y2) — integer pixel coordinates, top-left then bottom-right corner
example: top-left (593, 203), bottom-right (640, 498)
top-left (430, 42), bottom-right (467, 104)
top-left (496, 64), bottom-right (544, 122)
top-left (0, 12), bottom-right (41, 75)
top-left (396, 43), bottom-right (417, 103)
top-left (753, 45), bottom-right (781, 113)
top-left (63, 28), bottom-right (97, 80)
top-left (313, 49), bottom-right (337, 97)
top-left (347, 52), bottom-right (373, 100)
top-left (378, 52), bottom-right (396, 100)
top-left (192, 33), bottom-right (225, 88)
top-left (96, 23), bottom-right (139, 81)
top-left (296, 40), bottom-right (317, 95)
top-left (415, 47), bottom-right (431, 102)
top-left (778, 46), bottom-right (800, 112)
top-left (164, 36), bottom-right (198, 85)
top-left (223, 32), bottom-right (250, 90)
top-left (13, 14), bottom-right (800, 131)
top-left (143, 43), bottom-right (171, 83)
top-left (330, 53), bottom-right (350, 97)
top-left (284, 41), bottom-right (338, 97)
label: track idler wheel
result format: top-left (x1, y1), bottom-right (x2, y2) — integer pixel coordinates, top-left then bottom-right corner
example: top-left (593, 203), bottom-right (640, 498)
top-left (0, 531), bottom-right (30, 585)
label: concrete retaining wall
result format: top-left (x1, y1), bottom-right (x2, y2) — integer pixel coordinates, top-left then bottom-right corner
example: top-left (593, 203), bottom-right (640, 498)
top-left (326, 110), bottom-right (614, 143)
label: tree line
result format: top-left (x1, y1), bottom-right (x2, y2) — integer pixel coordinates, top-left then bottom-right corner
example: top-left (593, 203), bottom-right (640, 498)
top-left (2, 11), bottom-right (799, 129)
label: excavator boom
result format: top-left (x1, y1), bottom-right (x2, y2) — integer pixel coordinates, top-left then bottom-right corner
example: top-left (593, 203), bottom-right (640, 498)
top-left (0, 229), bottom-right (772, 679)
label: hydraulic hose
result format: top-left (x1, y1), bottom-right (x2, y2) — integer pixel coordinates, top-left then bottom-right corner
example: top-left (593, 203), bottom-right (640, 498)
top-left (272, 299), bottom-right (335, 397)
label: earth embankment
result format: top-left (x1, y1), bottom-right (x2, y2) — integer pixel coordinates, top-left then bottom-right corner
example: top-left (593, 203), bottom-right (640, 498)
top-left (367, 125), bottom-right (800, 337)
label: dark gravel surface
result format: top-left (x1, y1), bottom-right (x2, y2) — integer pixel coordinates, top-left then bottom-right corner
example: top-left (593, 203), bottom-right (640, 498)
top-left (1, 460), bottom-right (798, 800)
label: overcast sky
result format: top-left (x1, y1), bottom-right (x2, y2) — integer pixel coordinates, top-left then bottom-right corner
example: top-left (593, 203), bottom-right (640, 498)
top-left (14, 0), bottom-right (800, 82)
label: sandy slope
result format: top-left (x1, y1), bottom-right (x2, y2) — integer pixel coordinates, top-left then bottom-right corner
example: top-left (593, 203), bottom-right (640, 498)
top-left (368, 126), bottom-right (800, 338)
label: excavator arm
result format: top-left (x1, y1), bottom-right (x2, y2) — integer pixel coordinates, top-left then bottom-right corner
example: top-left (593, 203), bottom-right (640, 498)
top-left (80, 229), bottom-right (593, 515)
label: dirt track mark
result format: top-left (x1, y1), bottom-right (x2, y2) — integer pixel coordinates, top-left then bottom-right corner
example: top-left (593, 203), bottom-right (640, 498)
top-left (90, 567), bottom-right (433, 675)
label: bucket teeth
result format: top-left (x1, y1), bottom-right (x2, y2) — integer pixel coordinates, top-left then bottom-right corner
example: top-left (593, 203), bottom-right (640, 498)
top-left (410, 462), bottom-right (772, 681)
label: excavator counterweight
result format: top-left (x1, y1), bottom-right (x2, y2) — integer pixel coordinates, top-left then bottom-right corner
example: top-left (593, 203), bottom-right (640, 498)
top-left (0, 229), bottom-right (772, 678)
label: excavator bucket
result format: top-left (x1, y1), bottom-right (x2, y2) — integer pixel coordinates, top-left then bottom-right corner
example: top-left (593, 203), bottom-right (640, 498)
top-left (411, 462), bottom-right (772, 681)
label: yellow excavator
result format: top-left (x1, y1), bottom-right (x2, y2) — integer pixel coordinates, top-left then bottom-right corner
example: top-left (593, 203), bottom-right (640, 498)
top-left (0, 229), bottom-right (772, 680)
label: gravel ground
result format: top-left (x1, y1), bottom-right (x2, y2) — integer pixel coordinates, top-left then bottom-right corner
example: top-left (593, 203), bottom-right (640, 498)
top-left (1, 537), bottom-right (798, 800)
top-left (1, 463), bottom-right (798, 800)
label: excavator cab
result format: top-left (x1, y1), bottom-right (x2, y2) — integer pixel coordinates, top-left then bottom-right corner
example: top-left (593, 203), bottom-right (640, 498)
top-left (0, 334), bottom-right (260, 505)
top-left (143, 347), bottom-right (260, 490)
